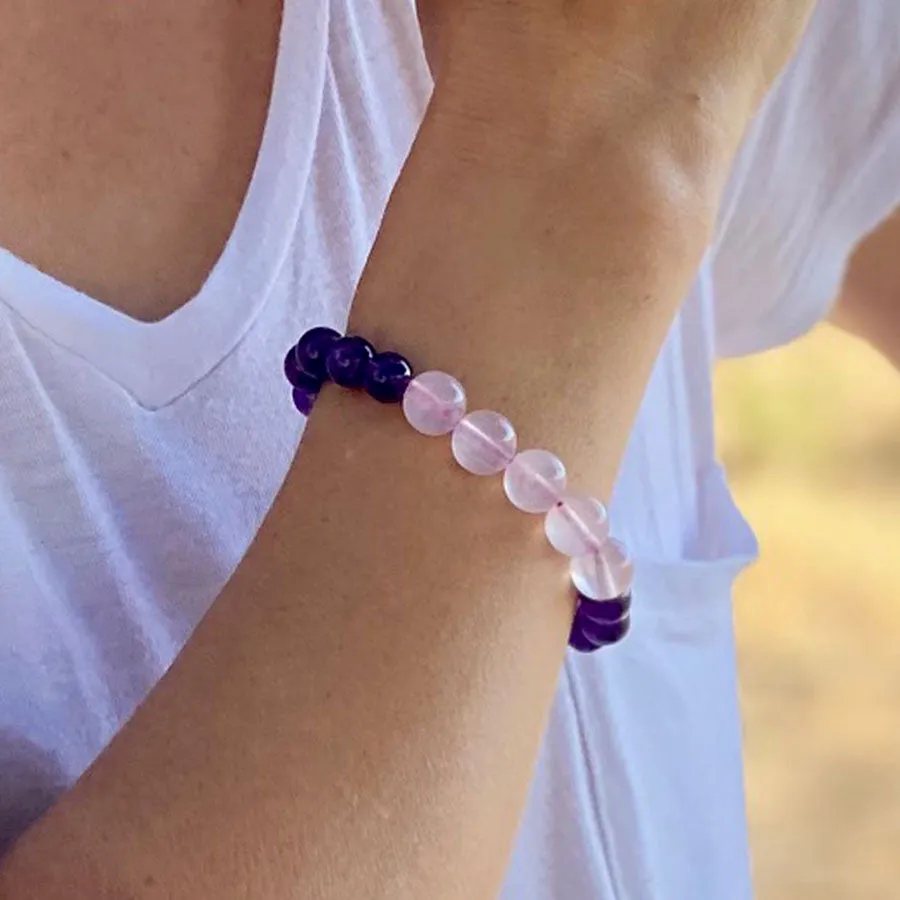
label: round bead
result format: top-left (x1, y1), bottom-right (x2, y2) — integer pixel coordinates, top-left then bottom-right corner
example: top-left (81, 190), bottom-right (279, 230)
top-left (402, 371), bottom-right (467, 436)
top-left (292, 384), bottom-right (319, 416)
top-left (569, 608), bottom-right (631, 652)
top-left (569, 539), bottom-right (634, 600)
top-left (543, 492), bottom-right (609, 557)
top-left (568, 620), bottom-right (598, 654)
top-left (578, 613), bottom-right (631, 647)
top-left (364, 352), bottom-right (414, 403)
top-left (576, 592), bottom-right (632, 624)
top-left (294, 326), bottom-right (341, 381)
top-left (284, 345), bottom-right (301, 384)
top-left (283, 346), bottom-right (322, 391)
top-left (451, 410), bottom-right (518, 476)
top-left (502, 449), bottom-right (567, 514)
top-left (325, 336), bottom-right (375, 388)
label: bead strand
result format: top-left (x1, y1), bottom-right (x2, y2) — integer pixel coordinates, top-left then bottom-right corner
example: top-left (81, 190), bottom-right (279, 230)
top-left (284, 329), bottom-right (634, 653)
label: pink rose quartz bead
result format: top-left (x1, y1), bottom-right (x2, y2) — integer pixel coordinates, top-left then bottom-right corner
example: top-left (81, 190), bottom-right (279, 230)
top-left (543, 492), bottom-right (610, 557)
top-left (402, 371), bottom-right (467, 436)
top-left (570, 539), bottom-right (634, 600)
top-left (451, 410), bottom-right (517, 476)
top-left (503, 449), bottom-right (567, 514)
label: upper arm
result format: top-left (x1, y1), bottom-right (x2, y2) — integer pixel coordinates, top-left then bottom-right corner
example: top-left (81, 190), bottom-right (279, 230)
top-left (832, 206), bottom-right (900, 368)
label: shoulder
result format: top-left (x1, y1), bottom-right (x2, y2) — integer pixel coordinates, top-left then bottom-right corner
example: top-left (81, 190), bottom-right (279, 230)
top-left (713, 0), bottom-right (900, 357)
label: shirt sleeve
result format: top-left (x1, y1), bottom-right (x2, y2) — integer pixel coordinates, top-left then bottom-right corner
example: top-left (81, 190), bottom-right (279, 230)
top-left (711, 0), bottom-right (900, 358)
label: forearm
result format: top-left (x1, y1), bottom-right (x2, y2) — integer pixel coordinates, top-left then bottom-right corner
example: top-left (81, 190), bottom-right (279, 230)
top-left (1, 81), bottom-right (727, 900)
top-left (832, 208), bottom-right (900, 370)
top-left (833, 289), bottom-right (900, 370)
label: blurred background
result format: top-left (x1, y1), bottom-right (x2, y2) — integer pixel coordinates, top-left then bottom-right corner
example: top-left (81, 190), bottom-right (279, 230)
top-left (716, 324), bottom-right (900, 900)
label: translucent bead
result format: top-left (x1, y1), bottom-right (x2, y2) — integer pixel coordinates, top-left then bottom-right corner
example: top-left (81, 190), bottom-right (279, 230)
top-left (543, 492), bottom-right (609, 557)
top-left (570, 539), bottom-right (634, 600)
top-left (402, 371), bottom-right (467, 436)
top-left (503, 449), bottom-right (567, 514)
top-left (451, 410), bottom-right (517, 476)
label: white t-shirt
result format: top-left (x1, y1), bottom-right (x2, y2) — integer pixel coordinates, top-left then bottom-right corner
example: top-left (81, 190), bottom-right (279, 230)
top-left (0, 1), bottom-right (898, 896)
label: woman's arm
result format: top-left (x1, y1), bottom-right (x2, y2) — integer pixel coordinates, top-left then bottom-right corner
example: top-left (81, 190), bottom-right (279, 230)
top-left (0, 4), bottom-right (814, 898)
top-left (832, 208), bottom-right (900, 369)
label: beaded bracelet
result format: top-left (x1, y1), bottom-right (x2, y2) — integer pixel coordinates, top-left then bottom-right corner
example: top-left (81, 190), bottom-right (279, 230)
top-left (284, 327), bottom-right (633, 653)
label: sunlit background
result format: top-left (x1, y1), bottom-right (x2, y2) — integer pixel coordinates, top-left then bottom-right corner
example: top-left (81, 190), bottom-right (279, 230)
top-left (716, 325), bottom-right (900, 899)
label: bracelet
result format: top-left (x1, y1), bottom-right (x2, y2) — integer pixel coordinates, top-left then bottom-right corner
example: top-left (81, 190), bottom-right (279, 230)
top-left (284, 327), bottom-right (634, 653)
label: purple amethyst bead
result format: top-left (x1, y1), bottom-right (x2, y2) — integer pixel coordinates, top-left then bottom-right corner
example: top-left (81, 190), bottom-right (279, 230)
top-left (567, 621), bottom-right (598, 654)
top-left (576, 592), bottom-right (632, 624)
top-left (295, 326), bottom-right (341, 381)
top-left (292, 384), bottom-right (319, 416)
top-left (578, 613), bottom-right (631, 648)
top-left (284, 346), bottom-right (323, 391)
top-left (364, 351), bottom-right (413, 403)
top-left (568, 597), bottom-right (631, 652)
top-left (325, 336), bottom-right (376, 389)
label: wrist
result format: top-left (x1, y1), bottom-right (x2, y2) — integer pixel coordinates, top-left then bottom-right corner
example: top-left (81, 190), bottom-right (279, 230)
top-left (430, 18), bottom-right (743, 222)
top-left (427, 75), bottom-right (730, 267)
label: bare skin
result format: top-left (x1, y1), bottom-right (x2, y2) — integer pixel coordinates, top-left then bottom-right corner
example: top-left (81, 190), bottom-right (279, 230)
top-left (833, 209), bottom-right (900, 369)
top-left (0, 1), bottom-right (819, 898)
top-left (0, 0), bottom-right (281, 321)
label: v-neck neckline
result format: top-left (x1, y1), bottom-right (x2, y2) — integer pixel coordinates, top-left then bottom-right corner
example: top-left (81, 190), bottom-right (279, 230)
top-left (0, 0), bottom-right (330, 410)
